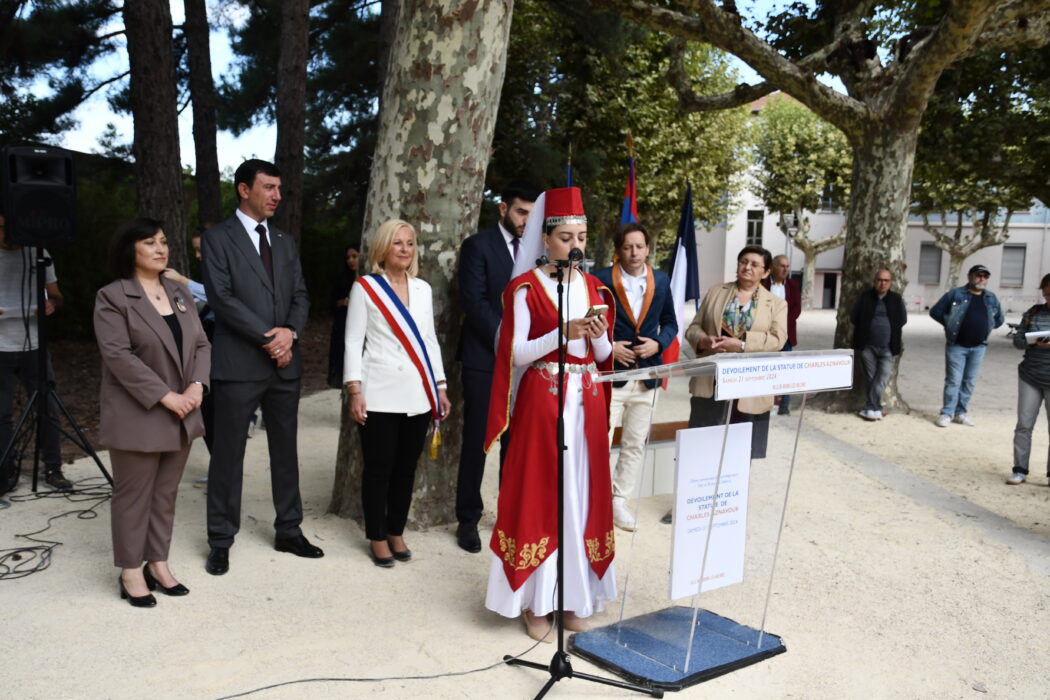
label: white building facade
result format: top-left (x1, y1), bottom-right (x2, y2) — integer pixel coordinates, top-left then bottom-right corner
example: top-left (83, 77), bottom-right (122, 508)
top-left (698, 195), bottom-right (1050, 315)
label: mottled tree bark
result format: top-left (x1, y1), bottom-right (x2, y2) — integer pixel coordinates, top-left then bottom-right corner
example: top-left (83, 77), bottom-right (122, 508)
top-left (272, 0), bottom-right (309, 242)
top-left (821, 129), bottom-right (919, 412)
top-left (124, 0), bottom-right (187, 273)
top-left (183, 0), bottom-right (223, 230)
top-left (330, 0), bottom-right (514, 527)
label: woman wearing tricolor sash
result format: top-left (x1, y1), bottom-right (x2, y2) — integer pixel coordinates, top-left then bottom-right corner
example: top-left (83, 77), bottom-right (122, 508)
top-left (484, 187), bottom-right (618, 642)
top-left (344, 219), bottom-right (451, 568)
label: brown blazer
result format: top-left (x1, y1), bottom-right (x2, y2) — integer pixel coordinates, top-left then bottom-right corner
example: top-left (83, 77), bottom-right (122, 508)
top-left (685, 281), bottom-right (788, 414)
top-left (94, 277), bottom-right (211, 452)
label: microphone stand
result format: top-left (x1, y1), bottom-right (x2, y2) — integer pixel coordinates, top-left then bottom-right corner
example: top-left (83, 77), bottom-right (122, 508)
top-left (503, 259), bottom-right (659, 698)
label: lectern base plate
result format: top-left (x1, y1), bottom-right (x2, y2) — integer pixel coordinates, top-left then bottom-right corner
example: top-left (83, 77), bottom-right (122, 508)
top-left (569, 606), bottom-right (785, 691)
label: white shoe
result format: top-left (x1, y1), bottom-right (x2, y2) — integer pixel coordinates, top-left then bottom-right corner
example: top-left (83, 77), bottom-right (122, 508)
top-left (1006, 472), bottom-right (1026, 485)
top-left (934, 414), bottom-right (951, 428)
top-left (953, 414), bottom-right (974, 426)
top-left (612, 501), bottom-right (637, 532)
top-left (857, 409), bottom-right (877, 422)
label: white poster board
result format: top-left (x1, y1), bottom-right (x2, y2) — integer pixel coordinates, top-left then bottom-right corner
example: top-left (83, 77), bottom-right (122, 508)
top-left (669, 423), bottom-right (751, 600)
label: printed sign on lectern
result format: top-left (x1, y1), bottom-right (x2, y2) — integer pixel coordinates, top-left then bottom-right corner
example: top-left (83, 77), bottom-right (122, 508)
top-left (670, 423), bottom-right (751, 600)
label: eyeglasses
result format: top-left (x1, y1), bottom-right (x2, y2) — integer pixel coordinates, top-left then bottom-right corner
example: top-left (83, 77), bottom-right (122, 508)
top-left (737, 260), bottom-right (765, 270)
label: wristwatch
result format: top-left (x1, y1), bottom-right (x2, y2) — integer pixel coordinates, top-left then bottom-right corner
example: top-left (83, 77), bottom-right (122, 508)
top-left (283, 325), bottom-right (299, 342)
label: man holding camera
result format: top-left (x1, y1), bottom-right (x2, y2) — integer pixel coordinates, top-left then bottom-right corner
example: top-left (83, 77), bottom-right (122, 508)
top-left (0, 211), bottom-right (71, 492)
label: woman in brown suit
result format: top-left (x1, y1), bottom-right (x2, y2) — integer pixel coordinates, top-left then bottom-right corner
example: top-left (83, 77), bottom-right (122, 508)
top-left (685, 244), bottom-right (788, 459)
top-left (94, 218), bottom-right (210, 607)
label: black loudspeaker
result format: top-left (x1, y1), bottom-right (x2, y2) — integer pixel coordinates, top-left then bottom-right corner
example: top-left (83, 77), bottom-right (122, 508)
top-left (1, 146), bottom-right (77, 247)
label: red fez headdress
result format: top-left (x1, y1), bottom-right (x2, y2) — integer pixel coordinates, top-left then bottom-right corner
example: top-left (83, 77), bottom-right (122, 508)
top-left (544, 187), bottom-right (587, 227)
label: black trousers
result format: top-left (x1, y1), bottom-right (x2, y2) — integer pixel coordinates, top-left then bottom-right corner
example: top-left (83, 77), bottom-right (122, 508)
top-left (689, 395), bottom-right (770, 459)
top-left (206, 374), bottom-right (303, 547)
top-left (359, 411), bottom-right (431, 541)
top-left (455, 367), bottom-right (511, 526)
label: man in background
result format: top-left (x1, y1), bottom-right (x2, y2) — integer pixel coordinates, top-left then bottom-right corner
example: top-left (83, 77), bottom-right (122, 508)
top-left (0, 211), bottom-right (71, 492)
top-left (595, 222), bottom-right (677, 531)
top-left (850, 268), bottom-right (907, 421)
top-left (453, 181), bottom-right (539, 553)
top-left (930, 264), bottom-right (1004, 427)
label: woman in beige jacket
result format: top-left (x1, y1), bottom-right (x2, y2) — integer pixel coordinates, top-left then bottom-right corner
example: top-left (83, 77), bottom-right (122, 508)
top-left (94, 218), bottom-right (210, 607)
top-left (685, 245), bottom-right (788, 458)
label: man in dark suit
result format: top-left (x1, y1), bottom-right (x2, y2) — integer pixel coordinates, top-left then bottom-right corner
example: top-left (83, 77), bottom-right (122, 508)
top-left (594, 222), bottom-right (677, 532)
top-left (201, 159), bottom-right (321, 575)
top-left (762, 254), bottom-right (802, 415)
top-left (454, 181), bottom-right (539, 553)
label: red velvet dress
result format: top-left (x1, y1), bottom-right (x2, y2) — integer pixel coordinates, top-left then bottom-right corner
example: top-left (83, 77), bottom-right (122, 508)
top-left (484, 268), bottom-right (617, 617)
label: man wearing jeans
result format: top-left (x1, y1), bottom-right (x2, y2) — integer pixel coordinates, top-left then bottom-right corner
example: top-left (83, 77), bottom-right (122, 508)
top-left (929, 264), bottom-right (1004, 427)
top-left (850, 268), bottom-right (907, 421)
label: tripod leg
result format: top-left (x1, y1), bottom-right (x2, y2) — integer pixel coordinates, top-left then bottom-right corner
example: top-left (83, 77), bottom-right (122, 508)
top-left (48, 388), bottom-right (113, 486)
top-left (1, 390), bottom-right (40, 492)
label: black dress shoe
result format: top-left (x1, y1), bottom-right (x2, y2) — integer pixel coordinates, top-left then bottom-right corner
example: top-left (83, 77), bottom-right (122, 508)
top-left (369, 542), bottom-right (395, 568)
top-left (143, 564), bottom-right (190, 596)
top-left (119, 576), bottom-right (157, 608)
top-left (390, 546), bottom-right (412, 562)
top-left (275, 534), bottom-right (324, 559)
top-left (456, 523), bottom-right (481, 553)
top-left (205, 546), bottom-right (229, 575)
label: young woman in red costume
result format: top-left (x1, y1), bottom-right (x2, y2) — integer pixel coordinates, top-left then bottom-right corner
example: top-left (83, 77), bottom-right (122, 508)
top-left (483, 187), bottom-right (617, 643)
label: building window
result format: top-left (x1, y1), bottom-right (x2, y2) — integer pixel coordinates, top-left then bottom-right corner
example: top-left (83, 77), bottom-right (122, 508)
top-left (746, 210), bottom-right (764, 246)
top-left (918, 243), bottom-right (941, 284)
top-left (819, 185), bottom-right (840, 212)
top-left (1001, 244), bottom-right (1026, 286)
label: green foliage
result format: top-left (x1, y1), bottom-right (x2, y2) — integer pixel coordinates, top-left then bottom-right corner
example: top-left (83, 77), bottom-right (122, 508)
top-left (217, 0), bottom-right (382, 315)
top-left (490, 0), bottom-right (750, 266)
top-left (914, 45), bottom-right (1049, 215)
top-left (0, 0), bottom-right (121, 141)
top-left (753, 95), bottom-right (851, 216)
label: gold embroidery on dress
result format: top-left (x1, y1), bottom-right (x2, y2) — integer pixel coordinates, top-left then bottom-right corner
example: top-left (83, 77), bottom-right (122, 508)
top-left (497, 530), bottom-right (550, 570)
top-left (496, 529), bottom-right (517, 568)
top-left (585, 531), bottom-right (616, 563)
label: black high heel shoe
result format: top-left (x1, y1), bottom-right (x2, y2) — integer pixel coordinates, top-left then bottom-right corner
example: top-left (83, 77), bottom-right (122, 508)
top-left (119, 575), bottom-right (157, 608)
top-left (388, 538), bottom-right (412, 562)
top-left (369, 542), bottom-right (395, 568)
top-left (143, 564), bottom-right (190, 596)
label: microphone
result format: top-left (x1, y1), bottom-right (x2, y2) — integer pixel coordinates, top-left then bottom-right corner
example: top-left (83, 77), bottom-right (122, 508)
top-left (568, 247), bottom-right (584, 263)
top-left (535, 255), bottom-right (549, 267)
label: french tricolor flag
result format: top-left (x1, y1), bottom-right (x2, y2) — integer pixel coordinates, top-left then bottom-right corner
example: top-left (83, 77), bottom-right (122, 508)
top-left (662, 182), bottom-right (700, 378)
top-left (619, 156), bottom-right (638, 225)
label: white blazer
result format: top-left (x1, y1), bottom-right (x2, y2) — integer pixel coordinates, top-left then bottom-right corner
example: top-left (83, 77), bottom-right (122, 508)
top-left (343, 274), bottom-right (446, 415)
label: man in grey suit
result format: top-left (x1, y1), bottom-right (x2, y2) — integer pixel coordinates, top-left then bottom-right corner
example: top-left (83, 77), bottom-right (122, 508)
top-left (201, 159), bottom-right (322, 575)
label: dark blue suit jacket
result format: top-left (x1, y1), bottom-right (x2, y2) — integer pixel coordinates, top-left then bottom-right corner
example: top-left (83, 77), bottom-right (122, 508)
top-left (594, 265), bottom-right (678, 389)
top-left (456, 226), bottom-right (513, 372)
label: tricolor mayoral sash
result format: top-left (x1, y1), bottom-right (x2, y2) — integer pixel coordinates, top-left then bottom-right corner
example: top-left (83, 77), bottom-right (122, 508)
top-left (484, 268), bottom-right (617, 591)
top-left (356, 274), bottom-right (443, 450)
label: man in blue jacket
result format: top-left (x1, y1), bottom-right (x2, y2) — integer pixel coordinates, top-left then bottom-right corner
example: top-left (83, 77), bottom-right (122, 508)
top-left (929, 264), bottom-right (1004, 427)
top-left (453, 181), bottom-right (538, 552)
top-left (595, 223), bottom-right (677, 531)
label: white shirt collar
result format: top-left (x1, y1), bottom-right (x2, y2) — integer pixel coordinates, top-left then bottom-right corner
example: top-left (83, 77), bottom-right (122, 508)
top-left (235, 208), bottom-right (268, 237)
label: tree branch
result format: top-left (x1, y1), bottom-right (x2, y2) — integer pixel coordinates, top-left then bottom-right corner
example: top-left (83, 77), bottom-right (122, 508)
top-left (592, 0), bottom-right (867, 134)
top-left (80, 69), bottom-right (130, 101)
top-left (964, 5), bottom-right (1050, 55)
top-left (885, 1), bottom-right (1009, 128)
